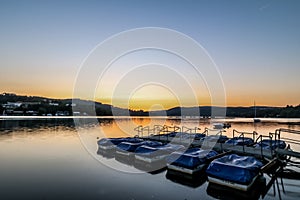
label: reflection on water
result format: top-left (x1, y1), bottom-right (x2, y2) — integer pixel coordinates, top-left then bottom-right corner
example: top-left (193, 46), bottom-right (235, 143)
top-left (166, 170), bottom-right (207, 188)
top-left (206, 177), bottom-right (265, 200)
top-left (0, 117), bottom-right (300, 200)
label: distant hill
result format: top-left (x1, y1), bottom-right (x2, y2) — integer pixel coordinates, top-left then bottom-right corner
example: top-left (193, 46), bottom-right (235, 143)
top-left (1, 93), bottom-right (300, 117)
top-left (0, 93), bottom-right (52, 104)
top-left (150, 106), bottom-right (283, 118)
top-left (150, 105), bottom-right (300, 118)
top-left (0, 93), bottom-right (136, 116)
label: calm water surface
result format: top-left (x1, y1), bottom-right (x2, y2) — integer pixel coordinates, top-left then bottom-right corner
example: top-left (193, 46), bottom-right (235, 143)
top-left (0, 117), bottom-right (299, 200)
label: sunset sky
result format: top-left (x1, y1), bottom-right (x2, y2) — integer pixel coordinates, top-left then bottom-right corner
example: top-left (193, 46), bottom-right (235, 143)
top-left (0, 0), bottom-right (299, 110)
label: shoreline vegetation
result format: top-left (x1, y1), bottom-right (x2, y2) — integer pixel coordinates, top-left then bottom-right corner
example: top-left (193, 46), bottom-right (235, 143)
top-left (1, 93), bottom-right (300, 118)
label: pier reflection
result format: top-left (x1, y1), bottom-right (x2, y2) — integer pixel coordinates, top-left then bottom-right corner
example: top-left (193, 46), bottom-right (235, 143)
top-left (263, 166), bottom-right (300, 200)
top-left (206, 176), bottom-right (265, 200)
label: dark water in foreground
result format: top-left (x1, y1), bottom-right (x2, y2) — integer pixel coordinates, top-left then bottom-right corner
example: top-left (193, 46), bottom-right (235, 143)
top-left (0, 117), bottom-right (299, 200)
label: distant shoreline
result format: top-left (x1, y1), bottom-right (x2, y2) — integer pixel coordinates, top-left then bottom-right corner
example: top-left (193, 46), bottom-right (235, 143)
top-left (1, 93), bottom-right (300, 118)
top-left (1, 115), bottom-right (300, 123)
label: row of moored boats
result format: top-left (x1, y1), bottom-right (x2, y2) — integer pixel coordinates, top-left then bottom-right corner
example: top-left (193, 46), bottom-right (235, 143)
top-left (97, 126), bottom-right (289, 191)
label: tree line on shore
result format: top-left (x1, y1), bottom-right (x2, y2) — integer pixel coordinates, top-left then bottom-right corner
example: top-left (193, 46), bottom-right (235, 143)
top-left (1, 93), bottom-right (300, 117)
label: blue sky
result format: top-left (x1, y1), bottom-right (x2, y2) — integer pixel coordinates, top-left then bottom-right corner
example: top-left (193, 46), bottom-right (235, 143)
top-left (0, 0), bottom-right (299, 108)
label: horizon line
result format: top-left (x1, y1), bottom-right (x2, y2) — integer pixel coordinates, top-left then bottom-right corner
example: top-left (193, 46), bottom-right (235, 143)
top-left (0, 92), bottom-right (296, 111)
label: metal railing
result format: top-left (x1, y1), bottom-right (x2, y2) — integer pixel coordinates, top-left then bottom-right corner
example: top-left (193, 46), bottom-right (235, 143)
top-left (275, 128), bottom-right (300, 146)
top-left (232, 129), bottom-right (258, 141)
top-left (255, 134), bottom-right (274, 159)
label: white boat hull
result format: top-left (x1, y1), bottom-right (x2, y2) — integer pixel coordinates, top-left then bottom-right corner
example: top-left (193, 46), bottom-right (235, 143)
top-left (207, 175), bottom-right (259, 191)
top-left (99, 145), bottom-right (115, 150)
top-left (167, 164), bottom-right (205, 175)
top-left (135, 154), bottom-right (167, 163)
top-left (116, 150), bottom-right (132, 157)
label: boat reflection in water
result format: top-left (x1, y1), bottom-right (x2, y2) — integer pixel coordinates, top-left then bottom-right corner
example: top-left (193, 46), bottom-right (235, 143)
top-left (206, 175), bottom-right (266, 200)
top-left (97, 148), bottom-right (115, 159)
top-left (134, 161), bottom-right (167, 175)
top-left (166, 169), bottom-right (207, 188)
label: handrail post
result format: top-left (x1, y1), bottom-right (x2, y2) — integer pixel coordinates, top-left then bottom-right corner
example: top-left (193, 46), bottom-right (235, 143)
top-left (134, 125), bottom-right (143, 137)
top-left (253, 131), bottom-right (258, 141)
top-left (257, 135), bottom-right (263, 159)
top-left (242, 132), bottom-right (245, 153)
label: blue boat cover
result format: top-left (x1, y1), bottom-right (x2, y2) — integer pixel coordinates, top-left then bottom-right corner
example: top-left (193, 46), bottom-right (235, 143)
top-left (183, 148), bottom-right (203, 154)
top-left (166, 148), bottom-right (218, 170)
top-left (206, 154), bottom-right (263, 185)
top-left (117, 141), bottom-right (162, 152)
top-left (255, 139), bottom-right (286, 150)
top-left (225, 137), bottom-right (254, 146)
top-left (135, 146), bottom-right (160, 155)
top-left (135, 144), bottom-right (184, 157)
top-left (159, 132), bottom-right (205, 140)
top-left (167, 132), bottom-right (179, 137)
top-left (98, 137), bottom-right (143, 147)
top-left (159, 143), bottom-right (185, 152)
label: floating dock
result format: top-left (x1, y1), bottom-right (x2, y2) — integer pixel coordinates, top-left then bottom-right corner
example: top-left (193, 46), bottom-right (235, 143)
top-left (134, 125), bottom-right (300, 161)
top-left (97, 125), bottom-right (300, 196)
